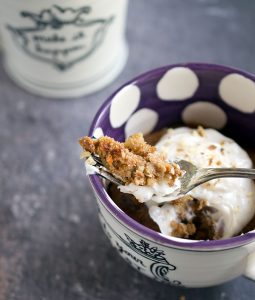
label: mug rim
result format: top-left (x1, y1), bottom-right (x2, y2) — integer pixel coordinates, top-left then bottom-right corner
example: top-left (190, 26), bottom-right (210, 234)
top-left (88, 62), bottom-right (255, 251)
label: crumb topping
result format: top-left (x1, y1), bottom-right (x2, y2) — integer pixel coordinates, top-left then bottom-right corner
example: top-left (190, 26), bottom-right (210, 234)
top-left (197, 125), bottom-right (206, 137)
top-left (168, 196), bottom-right (222, 239)
top-left (79, 133), bottom-right (183, 186)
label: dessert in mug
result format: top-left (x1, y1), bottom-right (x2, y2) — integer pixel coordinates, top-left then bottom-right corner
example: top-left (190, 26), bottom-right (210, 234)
top-left (79, 127), bottom-right (255, 240)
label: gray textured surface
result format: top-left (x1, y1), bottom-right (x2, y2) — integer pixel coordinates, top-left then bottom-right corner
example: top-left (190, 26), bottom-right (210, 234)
top-left (1, 0), bottom-right (255, 299)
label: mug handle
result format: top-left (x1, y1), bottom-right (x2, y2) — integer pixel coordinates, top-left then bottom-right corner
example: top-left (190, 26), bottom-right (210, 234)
top-left (244, 244), bottom-right (255, 280)
top-left (243, 242), bottom-right (255, 281)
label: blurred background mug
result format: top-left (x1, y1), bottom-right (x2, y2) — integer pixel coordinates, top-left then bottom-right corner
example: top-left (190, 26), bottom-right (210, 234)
top-left (0, 0), bottom-right (129, 98)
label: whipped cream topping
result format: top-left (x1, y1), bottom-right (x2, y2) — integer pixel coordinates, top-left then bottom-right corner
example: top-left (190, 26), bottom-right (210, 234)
top-left (119, 179), bottom-right (181, 203)
top-left (148, 127), bottom-right (255, 238)
top-left (82, 154), bottom-right (98, 175)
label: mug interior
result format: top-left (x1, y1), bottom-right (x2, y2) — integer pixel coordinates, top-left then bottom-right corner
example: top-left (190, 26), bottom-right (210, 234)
top-left (89, 63), bottom-right (255, 250)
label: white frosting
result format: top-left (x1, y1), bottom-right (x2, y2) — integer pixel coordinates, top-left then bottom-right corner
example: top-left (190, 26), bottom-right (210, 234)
top-left (148, 204), bottom-right (179, 235)
top-left (149, 127), bottom-right (255, 238)
top-left (119, 179), bottom-right (181, 203)
top-left (85, 162), bottom-right (98, 175)
top-left (84, 157), bottom-right (97, 175)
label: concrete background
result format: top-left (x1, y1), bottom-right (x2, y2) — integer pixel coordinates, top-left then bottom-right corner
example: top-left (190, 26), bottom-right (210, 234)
top-left (1, 1), bottom-right (255, 299)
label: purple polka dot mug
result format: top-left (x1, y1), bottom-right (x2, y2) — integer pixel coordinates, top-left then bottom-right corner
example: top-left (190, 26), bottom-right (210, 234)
top-left (87, 63), bottom-right (255, 287)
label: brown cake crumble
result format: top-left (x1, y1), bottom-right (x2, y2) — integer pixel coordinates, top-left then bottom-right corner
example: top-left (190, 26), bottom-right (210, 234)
top-left (168, 196), bottom-right (223, 240)
top-left (79, 133), bottom-right (183, 186)
top-left (108, 184), bottom-right (222, 240)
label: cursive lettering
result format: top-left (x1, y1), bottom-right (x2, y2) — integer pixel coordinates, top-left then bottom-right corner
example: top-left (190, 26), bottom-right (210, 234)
top-left (35, 44), bottom-right (84, 56)
top-left (116, 242), bottom-right (145, 267)
top-left (33, 34), bottom-right (66, 43)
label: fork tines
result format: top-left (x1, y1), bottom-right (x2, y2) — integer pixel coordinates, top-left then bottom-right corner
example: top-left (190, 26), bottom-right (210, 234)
top-left (90, 153), bottom-right (123, 186)
top-left (91, 153), bottom-right (103, 166)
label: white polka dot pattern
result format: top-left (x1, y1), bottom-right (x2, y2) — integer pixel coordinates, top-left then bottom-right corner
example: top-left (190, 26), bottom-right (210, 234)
top-left (156, 67), bottom-right (199, 101)
top-left (93, 127), bottom-right (104, 138)
top-left (109, 85), bottom-right (140, 128)
top-left (125, 108), bottom-right (158, 138)
top-left (182, 101), bottom-right (227, 129)
top-left (219, 73), bottom-right (255, 113)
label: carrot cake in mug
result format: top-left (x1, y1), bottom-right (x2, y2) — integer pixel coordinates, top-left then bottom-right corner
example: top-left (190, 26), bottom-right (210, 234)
top-left (79, 127), bottom-right (255, 240)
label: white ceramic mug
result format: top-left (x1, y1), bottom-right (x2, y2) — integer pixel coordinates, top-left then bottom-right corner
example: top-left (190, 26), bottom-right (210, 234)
top-left (97, 198), bottom-right (255, 287)
top-left (86, 63), bottom-right (255, 288)
top-left (0, 0), bottom-right (128, 98)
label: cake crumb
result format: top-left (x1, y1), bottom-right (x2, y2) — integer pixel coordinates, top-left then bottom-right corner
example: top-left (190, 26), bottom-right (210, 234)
top-left (208, 157), bottom-right (213, 166)
top-left (197, 126), bottom-right (206, 137)
top-left (167, 196), bottom-right (222, 240)
top-left (208, 144), bottom-right (217, 150)
top-left (80, 150), bottom-right (91, 159)
top-left (79, 133), bottom-right (183, 186)
top-left (216, 160), bottom-right (222, 166)
top-left (86, 156), bottom-right (96, 166)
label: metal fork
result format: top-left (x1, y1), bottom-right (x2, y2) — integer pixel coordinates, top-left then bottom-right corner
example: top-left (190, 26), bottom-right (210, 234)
top-left (89, 154), bottom-right (255, 196)
top-left (177, 160), bottom-right (255, 195)
top-left (90, 154), bottom-right (124, 186)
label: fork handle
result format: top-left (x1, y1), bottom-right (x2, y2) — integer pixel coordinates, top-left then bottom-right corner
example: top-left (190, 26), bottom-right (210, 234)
top-left (184, 167), bottom-right (255, 194)
top-left (198, 168), bottom-right (255, 184)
